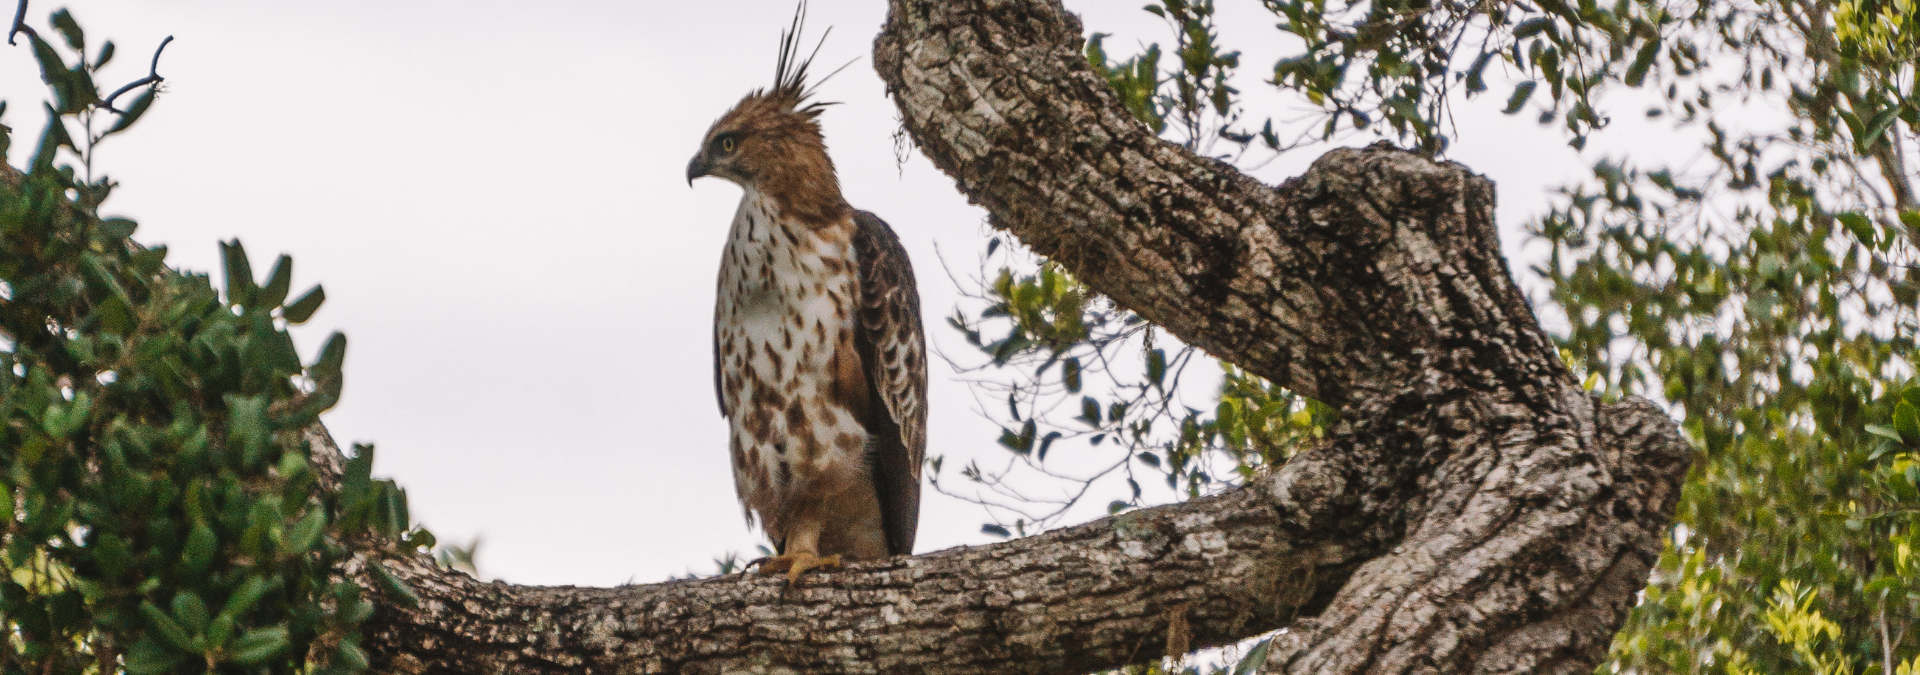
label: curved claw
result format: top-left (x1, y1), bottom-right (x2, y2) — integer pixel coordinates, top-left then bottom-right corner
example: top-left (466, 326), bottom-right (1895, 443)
top-left (756, 551), bottom-right (842, 584)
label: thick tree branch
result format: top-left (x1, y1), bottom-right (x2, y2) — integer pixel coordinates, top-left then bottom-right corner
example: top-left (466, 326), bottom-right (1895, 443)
top-left (349, 0), bottom-right (1694, 672)
top-left (352, 382), bottom-right (1684, 675)
top-left (873, 0), bottom-right (1567, 409)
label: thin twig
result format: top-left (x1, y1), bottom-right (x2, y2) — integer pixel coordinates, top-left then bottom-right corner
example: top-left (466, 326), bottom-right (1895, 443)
top-left (100, 35), bottom-right (172, 113)
top-left (7, 0), bottom-right (28, 46)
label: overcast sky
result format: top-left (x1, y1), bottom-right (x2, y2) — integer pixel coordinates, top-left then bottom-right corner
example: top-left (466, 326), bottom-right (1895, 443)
top-left (0, 0), bottom-right (1685, 586)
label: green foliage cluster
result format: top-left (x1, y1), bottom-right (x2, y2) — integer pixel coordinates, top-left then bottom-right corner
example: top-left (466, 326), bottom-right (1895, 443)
top-left (1546, 164), bottom-right (1920, 671)
top-left (1084, 0), bottom-right (1285, 160)
top-left (958, 0), bottom-right (1920, 671)
top-left (0, 10), bottom-right (426, 674)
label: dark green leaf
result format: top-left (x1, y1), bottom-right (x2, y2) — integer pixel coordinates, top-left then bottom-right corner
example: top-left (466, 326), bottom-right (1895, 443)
top-left (140, 600), bottom-right (195, 651)
top-left (107, 89), bottom-right (154, 134)
top-left (1503, 82), bottom-right (1538, 114)
top-left (282, 285), bottom-right (326, 323)
top-left (1624, 38), bottom-right (1659, 87)
top-left (171, 591), bottom-right (209, 632)
top-left (49, 10), bottom-right (83, 51)
top-left (180, 522), bottom-right (215, 574)
top-left (257, 254), bottom-right (292, 308)
top-left (1464, 51), bottom-right (1495, 94)
top-left (1894, 402), bottom-right (1920, 443)
top-left (220, 239), bottom-right (257, 307)
top-left (229, 626), bottom-right (290, 664)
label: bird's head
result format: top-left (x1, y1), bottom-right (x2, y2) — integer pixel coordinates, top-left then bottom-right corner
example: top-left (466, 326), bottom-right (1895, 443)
top-left (687, 7), bottom-right (842, 195)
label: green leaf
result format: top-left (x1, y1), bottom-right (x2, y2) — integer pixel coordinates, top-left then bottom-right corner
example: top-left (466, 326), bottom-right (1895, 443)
top-left (287, 507), bottom-right (326, 554)
top-left (257, 254), bottom-right (292, 308)
top-left (99, 295), bottom-right (135, 336)
top-left (171, 591), bottom-right (209, 633)
top-left (31, 103), bottom-right (75, 168)
top-left (140, 600), bottom-right (196, 651)
top-left (1864, 423), bottom-right (1904, 442)
top-left (220, 576), bottom-right (273, 620)
top-left (1503, 82), bottom-right (1538, 114)
top-left (1895, 402), bottom-right (1920, 443)
top-left (1624, 38), bottom-right (1660, 87)
top-left (94, 532), bottom-right (131, 577)
top-left (180, 522), bottom-right (216, 574)
top-left (107, 89), bottom-right (154, 134)
top-left (206, 614), bottom-right (235, 650)
top-left (49, 9), bottom-right (84, 51)
top-left (1464, 51), bottom-right (1495, 94)
top-left (123, 637), bottom-right (181, 675)
top-left (1858, 107), bottom-right (1899, 151)
top-left (337, 641), bottom-right (371, 671)
top-left (1512, 17), bottom-right (1557, 40)
top-left (1839, 212), bottom-right (1875, 245)
top-left (1079, 396), bottom-right (1102, 426)
top-left (1037, 431), bottom-right (1062, 461)
top-left (221, 239), bottom-right (257, 307)
top-left (27, 34), bottom-right (71, 92)
top-left (229, 625), bottom-right (290, 664)
top-left (998, 420), bottom-right (1038, 454)
top-left (282, 285), bottom-right (326, 323)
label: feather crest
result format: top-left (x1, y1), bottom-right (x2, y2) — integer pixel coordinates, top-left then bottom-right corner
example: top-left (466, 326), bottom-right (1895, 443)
top-left (771, 1), bottom-right (851, 115)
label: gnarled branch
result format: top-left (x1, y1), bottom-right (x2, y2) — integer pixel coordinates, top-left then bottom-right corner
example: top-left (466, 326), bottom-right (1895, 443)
top-left (352, 1), bottom-right (1693, 673)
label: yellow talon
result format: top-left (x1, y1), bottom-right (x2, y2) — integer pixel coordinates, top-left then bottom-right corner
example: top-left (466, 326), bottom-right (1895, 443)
top-left (757, 551), bottom-right (842, 584)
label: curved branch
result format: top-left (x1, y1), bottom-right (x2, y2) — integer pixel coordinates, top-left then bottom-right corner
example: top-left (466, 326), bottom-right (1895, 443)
top-left (7, 0), bottom-right (27, 46)
top-left (99, 35), bottom-right (171, 112)
top-left (348, 1), bottom-right (1693, 672)
top-left (367, 484), bottom-right (1305, 675)
top-left (873, 0), bottom-right (1567, 408)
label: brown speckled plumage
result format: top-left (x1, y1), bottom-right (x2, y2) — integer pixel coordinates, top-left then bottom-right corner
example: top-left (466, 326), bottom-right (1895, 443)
top-left (687, 11), bottom-right (926, 565)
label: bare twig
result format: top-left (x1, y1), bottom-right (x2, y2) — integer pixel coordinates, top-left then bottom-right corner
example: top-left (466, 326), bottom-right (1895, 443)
top-left (8, 0), bottom-right (31, 46)
top-left (99, 35), bottom-right (172, 113)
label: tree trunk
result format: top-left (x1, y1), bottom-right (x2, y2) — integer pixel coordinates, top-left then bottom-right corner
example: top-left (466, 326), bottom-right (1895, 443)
top-left (354, 0), bottom-right (1694, 672)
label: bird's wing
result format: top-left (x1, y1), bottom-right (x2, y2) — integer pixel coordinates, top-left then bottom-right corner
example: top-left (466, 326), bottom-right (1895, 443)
top-left (852, 210), bottom-right (927, 557)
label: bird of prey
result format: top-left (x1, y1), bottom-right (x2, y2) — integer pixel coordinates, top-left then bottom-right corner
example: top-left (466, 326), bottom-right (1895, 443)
top-left (685, 11), bottom-right (927, 583)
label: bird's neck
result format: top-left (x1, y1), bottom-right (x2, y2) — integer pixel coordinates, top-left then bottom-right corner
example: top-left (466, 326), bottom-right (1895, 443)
top-left (746, 163), bottom-right (851, 231)
top-left (732, 187), bottom-right (853, 251)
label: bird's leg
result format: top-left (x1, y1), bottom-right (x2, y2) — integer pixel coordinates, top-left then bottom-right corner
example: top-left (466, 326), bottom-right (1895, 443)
top-left (757, 521), bottom-right (840, 584)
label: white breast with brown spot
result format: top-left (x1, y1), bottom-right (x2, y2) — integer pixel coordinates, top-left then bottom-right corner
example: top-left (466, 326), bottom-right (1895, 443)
top-left (714, 187), bottom-right (871, 541)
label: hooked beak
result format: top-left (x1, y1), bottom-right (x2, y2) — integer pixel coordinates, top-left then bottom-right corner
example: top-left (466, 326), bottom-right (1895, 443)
top-left (686, 155), bottom-right (709, 186)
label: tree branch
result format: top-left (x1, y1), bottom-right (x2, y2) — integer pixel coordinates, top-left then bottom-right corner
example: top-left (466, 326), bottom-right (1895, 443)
top-left (346, 0), bottom-right (1694, 672)
top-left (99, 35), bottom-right (171, 113)
top-left (7, 0), bottom-right (30, 46)
top-left (872, 0), bottom-right (1566, 410)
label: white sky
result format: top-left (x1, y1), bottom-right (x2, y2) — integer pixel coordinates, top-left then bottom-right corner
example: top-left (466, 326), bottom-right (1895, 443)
top-left (0, 0), bottom-right (1685, 586)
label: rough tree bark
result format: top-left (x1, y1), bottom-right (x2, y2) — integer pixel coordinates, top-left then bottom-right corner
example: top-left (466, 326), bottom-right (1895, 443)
top-left (354, 0), bottom-right (1694, 672)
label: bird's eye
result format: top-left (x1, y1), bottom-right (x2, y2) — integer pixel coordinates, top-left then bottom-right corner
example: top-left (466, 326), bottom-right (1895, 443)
top-left (715, 135), bottom-right (738, 154)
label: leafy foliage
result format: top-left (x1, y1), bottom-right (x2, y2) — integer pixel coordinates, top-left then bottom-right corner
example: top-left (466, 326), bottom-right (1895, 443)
top-left (0, 10), bottom-right (425, 674)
